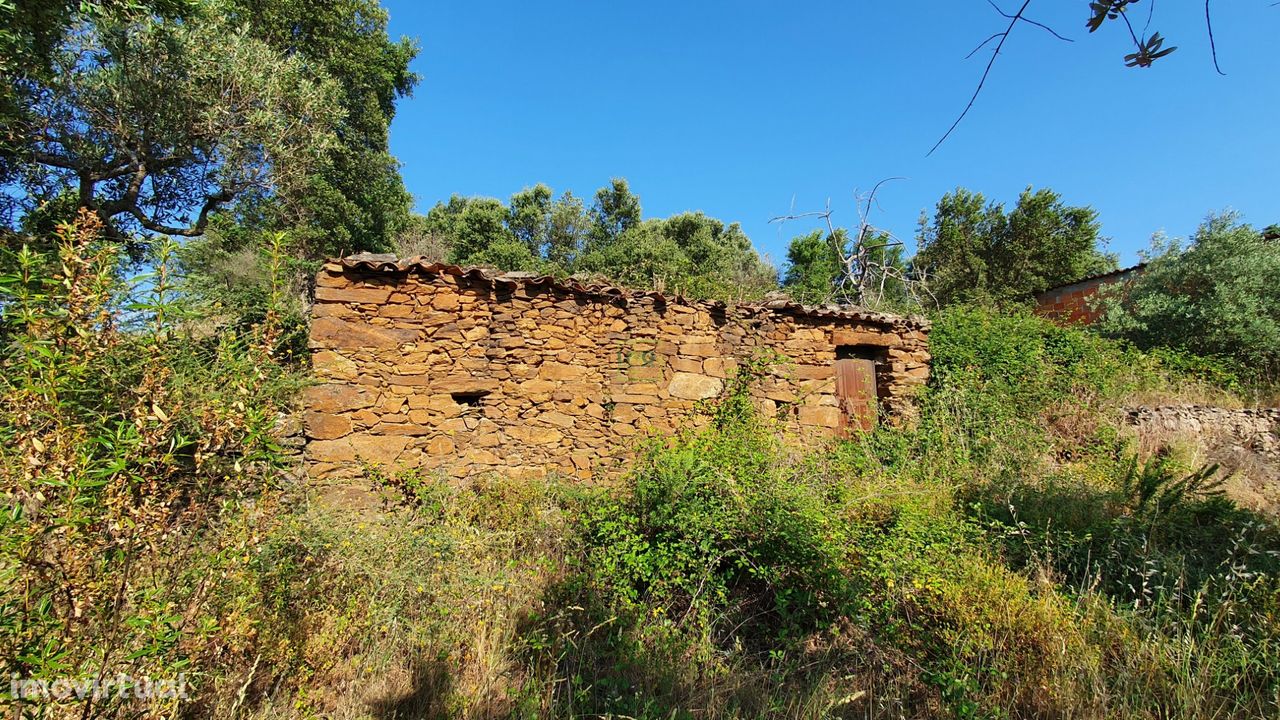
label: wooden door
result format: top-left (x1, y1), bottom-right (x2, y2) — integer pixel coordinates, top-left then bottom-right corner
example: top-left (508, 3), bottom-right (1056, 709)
top-left (835, 358), bottom-right (877, 434)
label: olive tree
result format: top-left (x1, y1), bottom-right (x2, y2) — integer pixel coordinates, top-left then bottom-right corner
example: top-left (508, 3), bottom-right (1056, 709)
top-left (1096, 213), bottom-right (1280, 382)
top-left (8, 3), bottom-right (341, 250)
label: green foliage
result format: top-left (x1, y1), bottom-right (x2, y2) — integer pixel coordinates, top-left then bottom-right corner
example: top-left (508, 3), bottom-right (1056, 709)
top-left (0, 1), bottom-right (195, 225)
top-left (781, 229), bottom-right (842, 304)
top-left (7, 1), bottom-right (343, 247)
top-left (579, 210), bottom-right (777, 299)
top-left (583, 395), bottom-right (854, 640)
top-left (915, 186), bottom-right (1116, 307)
top-left (1144, 346), bottom-right (1246, 395)
top-left (925, 304), bottom-right (1160, 469)
top-left (3, 0), bottom-right (415, 271)
top-left (425, 195), bottom-right (524, 266)
top-left (420, 179), bottom-right (777, 300)
top-left (926, 303), bottom-right (1280, 717)
top-left (1096, 213), bottom-right (1280, 384)
top-left (588, 177), bottom-right (643, 247)
top-left (4, 220), bottom-right (1274, 717)
top-left (0, 213), bottom-right (298, 716)
top-left (218, 0), bottom-right (419, 257)
top-left (177, 229), bottom-right (313, 361)
top-left (520, 369), bottom-right (1112, 718)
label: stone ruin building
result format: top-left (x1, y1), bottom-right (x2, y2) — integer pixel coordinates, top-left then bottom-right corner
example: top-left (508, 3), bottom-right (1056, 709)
top-left (303, 254), bottom-right (931, 486)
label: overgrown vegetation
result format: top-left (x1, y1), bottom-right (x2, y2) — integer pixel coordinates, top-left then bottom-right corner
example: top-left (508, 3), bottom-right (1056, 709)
top-left (2, 2), bottom-right (1278, 718)
top-left (199, 306), bottom-right (1276, 720)
top-left (0, 213), bottom-right (302, 716)
top-left (3, 211), bottom-right (1279, 720)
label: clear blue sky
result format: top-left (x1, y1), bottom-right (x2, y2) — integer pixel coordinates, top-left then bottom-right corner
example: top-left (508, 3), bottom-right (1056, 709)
top-left (381, 1), bottom-right (1278, 268)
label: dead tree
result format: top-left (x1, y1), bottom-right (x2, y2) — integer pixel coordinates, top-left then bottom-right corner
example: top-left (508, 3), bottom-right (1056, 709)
top-left (771, 178), bottom-right (936, 311)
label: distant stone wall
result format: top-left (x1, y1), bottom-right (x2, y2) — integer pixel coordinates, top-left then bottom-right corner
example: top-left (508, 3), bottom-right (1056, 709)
top-left (1127, 405), bottom-right (1280, 461)
top-left (303, 257), bottom-right (930, 483)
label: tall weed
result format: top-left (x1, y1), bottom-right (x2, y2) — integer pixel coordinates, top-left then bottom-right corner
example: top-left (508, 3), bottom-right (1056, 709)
top-left (0, 213), bottom-right (297, 717)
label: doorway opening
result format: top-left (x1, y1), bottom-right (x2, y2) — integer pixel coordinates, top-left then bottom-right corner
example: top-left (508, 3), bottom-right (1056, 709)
top-left (834, 345), bottom-right (884, 434)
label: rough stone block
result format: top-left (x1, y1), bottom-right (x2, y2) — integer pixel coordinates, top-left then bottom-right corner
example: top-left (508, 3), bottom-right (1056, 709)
top-left (311, 316), bottom-right (417, 350)
top-left (669, 357), bottom-right (703, 373)
top-left (798, 406), bottom-right (842, 428)
top-left (304, 384), bottom-right (373, 413)
top-left (372, 422), bottom-right (433, 436)
top-left (832, 329), bottom-right (900, 348)
top-left (519, 379), bottom-right (558, 395)
top-left (702, 357), bottom-right (735, 378)
top-left (314, 285), bottom-right (392, 304)
top-left (312, 350), bottom-right (358, 380)
top-left (434, 376), bottom-right (500, 394)
top-left (311, 302), bottom-right (357, 318)
top-left (432, 293), bottom-right (460, 311)
top-left (304, 411), bottom-right (352, 440)
top-left (539, 362), bottom-right (586, 381)
top-left (540, 411), bottom-right (576, 428)
top-left (668, 372), bottom-right (724, 400)
top-left (508, 425), bottom-right (564, 444)
top-left (680, 343), bottom-right (718, 357)
top-left (793, 364), bottom-right (835, 380)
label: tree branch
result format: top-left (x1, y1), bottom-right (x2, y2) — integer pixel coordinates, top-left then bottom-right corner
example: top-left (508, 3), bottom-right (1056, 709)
top-left (928, 0), bottom-right (1034, 156)
top-left (965, 33), bottom-right (1004, 60)
top-left (1205, 0), bottom-right (1226, 75)
top-left (770, 179), bottom-right (928, 309)
top-left (985, 0), bottom-right (1073, 42)
top-left (124, 186), bottom-right (236, 237)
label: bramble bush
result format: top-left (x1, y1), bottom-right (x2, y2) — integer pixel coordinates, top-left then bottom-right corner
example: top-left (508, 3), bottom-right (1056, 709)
top-left (928, 305), bottom-right (1280, 718)
top-left (509, 354), bottom-right (1107, 719)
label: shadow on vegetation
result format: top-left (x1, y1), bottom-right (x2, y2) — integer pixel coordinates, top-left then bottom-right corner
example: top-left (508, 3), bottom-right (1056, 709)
top-left (963, 451), bottom-right (1280, 606)
top-left (367, 660), bottom-right (454, 720)
top-left (508, 586), bottom-right (943, 720)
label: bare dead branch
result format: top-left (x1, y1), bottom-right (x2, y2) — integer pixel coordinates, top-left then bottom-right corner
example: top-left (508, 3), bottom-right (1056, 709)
top-left (1206, 0), bottom-right (1226, 75)
top-left (771, 179), bottom-right (929, 310)
top-left (965, 33), bottom-right (1004, 60)
top-left (985, 0), bottom-right (1073, 42)
top-left (928, 0), bottom-right (1034, 156)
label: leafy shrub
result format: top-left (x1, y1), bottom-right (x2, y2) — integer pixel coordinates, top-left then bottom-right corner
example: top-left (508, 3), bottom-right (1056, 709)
top-left (928, 306), bottom-right (1280, 717)
top-left (1144, 346), bottom-right (1246, 396)
top-left (584, 417), bottom-right (855, 640)
top-left (928, 304), bottom-right (1158, 419)
top-left (921, 304), bottom-right (1163, 483)
top-left (514, 365), bottom-right (1115, 719)
top-left (1096, 212), bottom-right (1280, 386)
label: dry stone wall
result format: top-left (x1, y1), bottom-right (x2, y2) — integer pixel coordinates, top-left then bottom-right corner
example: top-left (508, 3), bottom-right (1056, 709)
top-left (1127, 405), bottom-right (1280, 461)
top-left (304, 256), bottom-right (930, 483)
